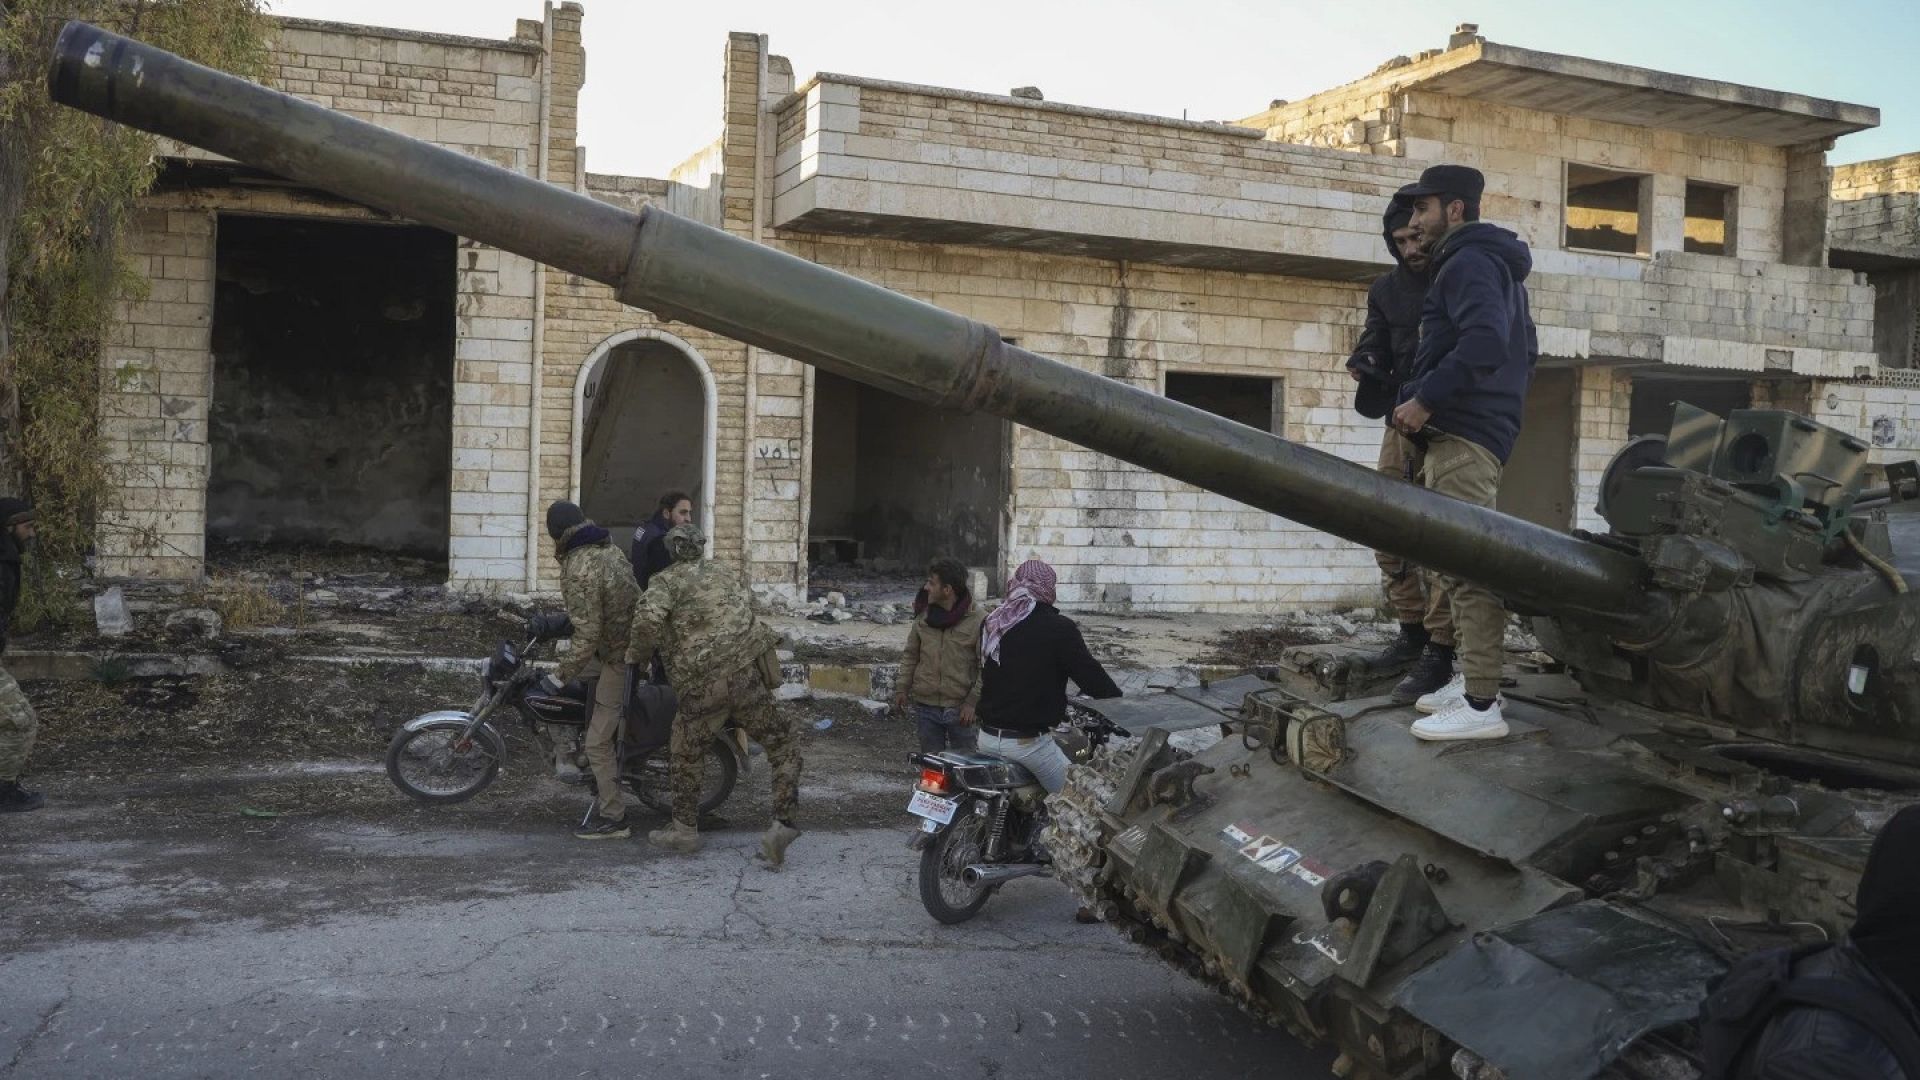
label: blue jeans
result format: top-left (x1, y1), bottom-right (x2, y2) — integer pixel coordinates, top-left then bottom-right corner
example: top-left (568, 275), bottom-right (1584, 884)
top-left (913, 704), bottom-right (977, 753)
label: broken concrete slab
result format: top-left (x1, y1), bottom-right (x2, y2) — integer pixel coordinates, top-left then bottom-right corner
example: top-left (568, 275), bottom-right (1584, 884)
top-left (164, 608), bottom-right (223, 640)
top-left (94, 587), bottom-right (134, 638)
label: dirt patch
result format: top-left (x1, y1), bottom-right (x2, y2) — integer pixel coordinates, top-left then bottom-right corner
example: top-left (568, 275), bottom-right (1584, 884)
top-left (26, 660), bottom-right (479, 774)
top-left (1193, 625), bottom-right (1337, 668)
top-left (785, 638), bottom-right (900, 666)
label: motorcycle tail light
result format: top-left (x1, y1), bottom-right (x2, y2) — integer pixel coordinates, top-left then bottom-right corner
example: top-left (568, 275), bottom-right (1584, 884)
top-left (916, 766), bottom-right (951, 795)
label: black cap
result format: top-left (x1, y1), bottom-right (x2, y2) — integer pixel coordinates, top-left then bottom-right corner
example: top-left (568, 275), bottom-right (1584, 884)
top-left (1403, 164), bottom-right (1485, 210)
top-left (545, 500), bottom-right (585, 541)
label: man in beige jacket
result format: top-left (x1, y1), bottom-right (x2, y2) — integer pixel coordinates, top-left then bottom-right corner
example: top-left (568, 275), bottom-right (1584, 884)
top-left (891, 557), bottom-right (985, 752)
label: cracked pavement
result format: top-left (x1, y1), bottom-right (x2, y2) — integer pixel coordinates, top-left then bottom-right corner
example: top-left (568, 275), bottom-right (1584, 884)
top-left (0, 722), bottom-right (1331, 1078)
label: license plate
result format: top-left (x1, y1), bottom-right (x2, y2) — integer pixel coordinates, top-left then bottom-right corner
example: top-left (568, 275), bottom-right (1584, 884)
top-left (908, 790), bottom-right (959, 825)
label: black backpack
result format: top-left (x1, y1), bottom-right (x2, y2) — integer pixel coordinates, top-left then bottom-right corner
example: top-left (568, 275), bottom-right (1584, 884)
top-left (1698, 943), bottom-right (1920, 1080)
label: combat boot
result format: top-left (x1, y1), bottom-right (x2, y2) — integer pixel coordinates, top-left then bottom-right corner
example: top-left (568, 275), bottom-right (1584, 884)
top-left (0, 780), bottom-right (44, 813)
top-left (1391, 643), bottom-right (1455, 704)
top-left (649, 820), bottom-right (702, 854)
top-left (757, 820), bottom-right (801, 869)
top-left (1367, 623), bottom-right (1429, 669)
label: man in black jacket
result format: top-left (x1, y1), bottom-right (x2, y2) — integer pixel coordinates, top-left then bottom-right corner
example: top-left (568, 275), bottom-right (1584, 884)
top-left (630, 490), bottom-right (693, 590)
top-left (1390, 164), bottom-right (1537, 743)
top-left (0, 497), bottom-right (42, 812)
top-left (1728, 804), bottom-right (1920, 1079)
top-left (973, 559), bottom-right (1121, 794)
top-left (1348, 185), bottom-right (1455, 701)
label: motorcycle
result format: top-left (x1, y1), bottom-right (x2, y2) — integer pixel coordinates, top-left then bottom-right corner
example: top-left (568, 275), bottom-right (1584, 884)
top-left (907, 706), bottom-right (1130, 924)
top-left (385, 621), bottom-right (742, 816)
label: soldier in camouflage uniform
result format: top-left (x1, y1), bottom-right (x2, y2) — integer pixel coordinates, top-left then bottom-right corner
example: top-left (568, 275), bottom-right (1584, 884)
top-left (545, 501), bottom-right (640, 840)
top-left (627, 523), bottom-right (802, 867)
top-left (0, 497), bottom-right (42, 813)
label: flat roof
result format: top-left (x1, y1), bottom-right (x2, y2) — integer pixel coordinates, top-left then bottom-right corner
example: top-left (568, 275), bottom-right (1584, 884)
top-left (1252, 40), bottom-right (1878, 147)
top-left (273, 15), bottom-right (542, 55)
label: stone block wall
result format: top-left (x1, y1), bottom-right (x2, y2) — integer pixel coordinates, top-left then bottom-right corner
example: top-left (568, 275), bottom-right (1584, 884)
top-left (105, 15), bottom-right (555, 589)
top-left (1831, 153), bottom-right (1920, 251)
top-left (766, 233), bottom-right (1387, 612)
top-left (773, 78), bottom-right (1422, 272)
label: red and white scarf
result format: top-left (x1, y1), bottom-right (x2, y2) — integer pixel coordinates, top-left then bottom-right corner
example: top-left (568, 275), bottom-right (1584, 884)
top-left (981, 559), bottom-right (1057, 665)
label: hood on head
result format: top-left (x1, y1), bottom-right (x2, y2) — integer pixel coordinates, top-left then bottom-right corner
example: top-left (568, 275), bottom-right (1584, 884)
top-left (1434, 221), bottom-right (1532, 283)
top-left (1851, 804), bottom-right (1920, 1003)
top-left (1382, 185), bottom-right (1419, 265)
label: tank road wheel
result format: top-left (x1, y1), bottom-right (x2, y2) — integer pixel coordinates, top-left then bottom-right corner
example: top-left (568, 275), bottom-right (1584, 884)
top-left (626, 737), bottom-right (739, 818)
top-left (919, 812), bottom-right (995, 924)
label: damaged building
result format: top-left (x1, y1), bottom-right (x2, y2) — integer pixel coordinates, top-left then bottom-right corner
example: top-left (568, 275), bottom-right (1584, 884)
top-left (97, 8), bottom-right (1920, 611)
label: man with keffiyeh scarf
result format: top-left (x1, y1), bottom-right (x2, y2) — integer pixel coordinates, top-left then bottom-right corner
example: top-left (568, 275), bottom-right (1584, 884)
top-left (972, 559), bottom-right (1121, 795)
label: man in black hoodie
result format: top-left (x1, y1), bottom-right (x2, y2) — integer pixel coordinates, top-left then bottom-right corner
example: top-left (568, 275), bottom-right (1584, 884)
top-left (0, 497), bottom-right (42, 812)
top-left (1391, 164), bottom-right (1538, 743)
top-left (1722, 804), bottom-right (1920, 1079)
top-left (1348, 185), bottom-right (1456, 701)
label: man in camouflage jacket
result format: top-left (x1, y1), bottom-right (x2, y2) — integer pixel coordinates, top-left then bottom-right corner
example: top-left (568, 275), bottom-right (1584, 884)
top-left (547, 501), bottom-right (640, 840)
top-left (627, 523), bottom-right (801, 867)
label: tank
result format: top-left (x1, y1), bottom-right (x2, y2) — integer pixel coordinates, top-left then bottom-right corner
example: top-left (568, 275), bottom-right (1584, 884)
top-left (46, 24), bottom-right (1920, 1080)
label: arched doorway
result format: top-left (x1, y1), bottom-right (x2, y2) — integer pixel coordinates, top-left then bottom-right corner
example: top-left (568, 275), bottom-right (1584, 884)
top-left (572, 330), bottom-right (718, 555)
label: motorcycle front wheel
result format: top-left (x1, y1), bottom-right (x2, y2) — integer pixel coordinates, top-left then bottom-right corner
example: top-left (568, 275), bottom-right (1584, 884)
top-left (626, 737), bottom-right (740, 818)
top-left (385, 719), bottom-right (506, 804)
top-left (919, 810), bottom-right (995, 924)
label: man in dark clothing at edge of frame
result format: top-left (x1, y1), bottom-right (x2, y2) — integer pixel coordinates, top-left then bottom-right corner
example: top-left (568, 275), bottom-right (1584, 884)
top-left (0, 498), bottom-right (43, 812)
top-left (1389, 163), bottom-right (1538, 743)
top-left (1346, 183), bottom-right (1456, 703)
top-left (1720, 803), bottom-right (1920, 1079)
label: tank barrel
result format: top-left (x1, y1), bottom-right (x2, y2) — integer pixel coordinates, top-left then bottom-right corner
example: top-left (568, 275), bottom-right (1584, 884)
top-left (47, 23), bottom-right (1654, 623)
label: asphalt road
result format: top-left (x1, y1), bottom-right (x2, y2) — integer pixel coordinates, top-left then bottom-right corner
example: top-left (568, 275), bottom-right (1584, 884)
top-left (0, 769), bottom-right (1332, 1079)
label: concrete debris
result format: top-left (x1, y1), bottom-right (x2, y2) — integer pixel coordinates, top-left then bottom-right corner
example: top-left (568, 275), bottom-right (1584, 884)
top-left (95, 587), bottom-right (135, 638)
top-left (855, 699), bottom-right (890, 718)
top-left (164, 608), bottom-right (224, 640)
top-left (774, 682), bottom-right (812, 702)
top-left (826, 591), bottom-right (847, 608)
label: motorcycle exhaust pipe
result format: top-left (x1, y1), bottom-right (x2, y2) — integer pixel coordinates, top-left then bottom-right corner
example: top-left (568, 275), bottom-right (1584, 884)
top-left (961, 863), bottom-right (1049, 888)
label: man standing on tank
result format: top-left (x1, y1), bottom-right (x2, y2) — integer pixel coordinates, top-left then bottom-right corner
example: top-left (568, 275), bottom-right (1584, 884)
top-left (1348, 184), bottom-right (1456, 703)
top-left (1391, 164), bottom-right (1538, 742)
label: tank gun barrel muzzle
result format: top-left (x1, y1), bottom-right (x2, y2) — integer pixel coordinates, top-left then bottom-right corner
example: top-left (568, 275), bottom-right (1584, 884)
top-left (46, 23), bottom-right (1656, 624)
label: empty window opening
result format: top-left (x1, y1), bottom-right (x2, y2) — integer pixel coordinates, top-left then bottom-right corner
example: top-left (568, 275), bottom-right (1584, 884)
top-left (1684, 181), bottom-right (1736, 256)
top-left (208, 215), bottom-right (454, 580)
top-left (1565, 164), bottom-right (1650, 255)
top-left (579, 340), bottom-right (708, 557)
top-left (807, 371), bottom-right (1008, 602)
top-left (1628, 375), bottom-right (1752, 438)
top-left (1165, 372), bottom-right (1284, 434)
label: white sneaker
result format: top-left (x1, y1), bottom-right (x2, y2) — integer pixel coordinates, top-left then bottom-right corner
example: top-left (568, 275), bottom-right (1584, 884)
top-left (1411, 697), bottom-right (1509, 742)
top-left (1415, 674), bottom-right (1467, 714)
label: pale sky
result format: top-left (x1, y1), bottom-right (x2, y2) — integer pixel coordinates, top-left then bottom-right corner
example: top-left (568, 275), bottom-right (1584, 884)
top-left (268, 0), bottom-right (1918, 179)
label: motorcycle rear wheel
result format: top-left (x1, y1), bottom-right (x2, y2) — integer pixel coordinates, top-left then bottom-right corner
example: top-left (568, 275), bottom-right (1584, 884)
top-left (626, 737), bottom-right (739, 818)
top-left (919, 812), bottom-right (995, 924)
top-left (386, 720), bottom-right (505, 804)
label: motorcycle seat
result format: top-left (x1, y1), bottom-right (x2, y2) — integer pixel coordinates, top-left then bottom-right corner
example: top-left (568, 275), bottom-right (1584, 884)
top-left (928, 750), bottom-right (1015, 769)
